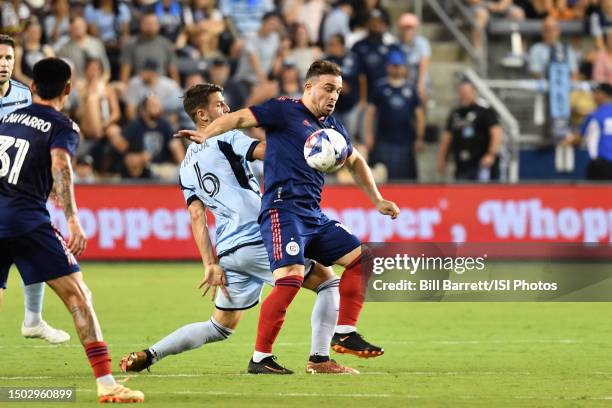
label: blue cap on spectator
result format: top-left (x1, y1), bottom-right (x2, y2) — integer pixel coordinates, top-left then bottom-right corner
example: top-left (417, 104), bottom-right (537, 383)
top-left (387, 49), bottom-right (406, 65)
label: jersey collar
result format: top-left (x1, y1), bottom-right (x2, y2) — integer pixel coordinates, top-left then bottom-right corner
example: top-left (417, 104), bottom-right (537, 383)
top-left (299, 99), bottom-right (331, 127)
top-left (1, 80), bottom-right (11, 98)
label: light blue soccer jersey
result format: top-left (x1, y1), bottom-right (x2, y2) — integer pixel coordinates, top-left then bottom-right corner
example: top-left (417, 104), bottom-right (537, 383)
top-left (179, 130), bottom-right (262, 257)
top-left (0, 79), bottom-right (32, 117)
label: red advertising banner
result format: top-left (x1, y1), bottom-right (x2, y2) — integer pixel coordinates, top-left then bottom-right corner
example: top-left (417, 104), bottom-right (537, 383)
top-left (48, 184), bottom-right (612, 260)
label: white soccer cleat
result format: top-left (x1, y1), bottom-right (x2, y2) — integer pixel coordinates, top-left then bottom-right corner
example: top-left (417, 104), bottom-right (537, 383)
top-left (97, 383), bottom-right (144, 403)
top-left (21, 320), bottom-right (71, 344)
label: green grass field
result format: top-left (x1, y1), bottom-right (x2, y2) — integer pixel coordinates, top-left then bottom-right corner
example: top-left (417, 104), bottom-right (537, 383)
top-left (2, 262), bottom-right (612, 407)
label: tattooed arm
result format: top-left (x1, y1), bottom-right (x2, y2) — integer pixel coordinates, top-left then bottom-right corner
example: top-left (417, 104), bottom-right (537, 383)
top-left (51, 148), bottom-right (87, 256)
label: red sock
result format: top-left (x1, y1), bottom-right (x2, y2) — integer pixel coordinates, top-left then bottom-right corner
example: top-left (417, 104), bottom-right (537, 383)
top-left (255, 275), bottom-right (303, 353)
top-left (85, 341), bottom-right (112, 378)
top-left (338, 253), bottom-right (370, 327)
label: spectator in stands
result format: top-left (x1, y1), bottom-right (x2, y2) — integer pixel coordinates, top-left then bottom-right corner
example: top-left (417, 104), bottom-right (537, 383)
top-left (178, 0), bottom-right (226, 57)
top-left (282, 0), bottom-right (327, 45)
top-left (467, 0), bottom-right (524, 54)
top-left (547, 0), bottom-right (589, 19)
top-left (437, 81), bottom-right (503, 181)
top-left (111, 95), bottom-right (185, 180)
top-left (528, 17), bottom-right (579, 79)
top-left (1, 0), bottom-right (30, 36)
top-left (277, 60), bottom-right (303, 98)
top-left (84, 0), bottom-right (131, 80)
top-left (321, 0), bottom-right (353, 44)
top-left (323, 34), bottom-right (361, 143)
top-left (364, 49), bottom-right (425, 181)
top-left (152, 0), bottom-right (184, 43)
top-left (84, 0), bottom-right (131, 45)
top-left (352, 9), bottom-right (396, 107)
top-left (124, 59), bottom-right (183, 121)
top-left (514, 0), bottom-right (549, 18)
top-left (76, 57), bottom-right (121, 142)
top-left (286, 23), bottom-right (322, 80)
top-left (219, 0), bottom-right (274, 36)
top-left (590, 0), bottom-right (612, 49)
top-left (74, 155), bottom-right (96, 183)
top-left (43, 0), bottom-right (70, 48)
top-left (181, 20), bottom-right (225, 60)
top-left (233, 12), bottom-right (283, 98)
top-left (593, 31), bottom-right (612, 81)
top-left (13, 17), bottom-right (54, 84)
top-left (350, 0), bottom-right (391, 32)
top-left (56, 16), bottom-right (111, 79)
top-left (578, 83), bottom-right (612, 180)
top-left (205, 56), bottom-right (248, 110)
top-left (120, 13), bottom-right (180, 84)
top-left (396, 13), bottom-right (431, 99)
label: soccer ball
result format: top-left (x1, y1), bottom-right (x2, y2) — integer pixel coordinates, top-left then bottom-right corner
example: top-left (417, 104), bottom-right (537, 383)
top-left (303, 128), bottom-right (349, 173)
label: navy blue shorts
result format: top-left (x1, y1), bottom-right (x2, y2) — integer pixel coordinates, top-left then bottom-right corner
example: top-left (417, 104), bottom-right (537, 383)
top-left (0, 223), bottom-right (80, 289)
top-left (260, 208), bottom-right (361, 271)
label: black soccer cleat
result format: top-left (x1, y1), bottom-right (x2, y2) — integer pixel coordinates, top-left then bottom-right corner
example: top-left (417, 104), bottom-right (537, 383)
top-left (247, 356), bottom-right (294, 374)
top-left (119, 350), bottom-right (153, 373)
top-left (331, 332), bottom-right (384, 358)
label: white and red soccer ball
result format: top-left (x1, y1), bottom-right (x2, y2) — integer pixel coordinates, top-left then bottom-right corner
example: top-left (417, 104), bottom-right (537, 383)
top-left (303, 128), bottom-right (349, 173)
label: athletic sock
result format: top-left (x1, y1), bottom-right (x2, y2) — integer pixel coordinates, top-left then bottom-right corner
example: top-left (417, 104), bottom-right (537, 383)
top-left (252, 351), bottom-right (273, 363)
top-left (338, 252), bottom-right (370, 328)
top-left (254, 275), bottom-right (303, 354)
top-left (335, 325), bottom-right (357, 334)
top-left (310, 277), bottom-right (339, 357)
top-left (85, 341), bottom-right (113, 381)
top-left (148, 318), bottom-right (233, 363)
top-left (23, 283), bottom-right (44, 327)
top-left (95, 374), bottom-right (116, 388)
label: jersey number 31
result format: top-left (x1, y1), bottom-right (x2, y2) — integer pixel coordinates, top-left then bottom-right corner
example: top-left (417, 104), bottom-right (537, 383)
top-left (0, 135), bottom-right (30, 185)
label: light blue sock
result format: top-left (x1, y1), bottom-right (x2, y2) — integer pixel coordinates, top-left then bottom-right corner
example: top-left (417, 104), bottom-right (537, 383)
top-left (149, 318), bottom-right (233, 363)
top-left (23, 282), bottom-right (44, 327)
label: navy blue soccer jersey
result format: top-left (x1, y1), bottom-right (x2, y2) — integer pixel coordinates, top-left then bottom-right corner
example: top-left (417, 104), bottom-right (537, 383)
top-left (249, 97), bottom-right (353, 221)
top-left (0, 104), bottom-right (80, 237)
top-left (371, 79), bottom-right (421, 144)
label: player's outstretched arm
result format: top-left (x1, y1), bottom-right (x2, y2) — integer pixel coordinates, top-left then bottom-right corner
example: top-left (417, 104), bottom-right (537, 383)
top-left (187, 200), bottom-right (230, 300)
top-left (344, 149), bottom-right (400, 219)
top-left (174, 108), bottom-right (259, 144)
top-left (50, 148), bottom-right (87, 256)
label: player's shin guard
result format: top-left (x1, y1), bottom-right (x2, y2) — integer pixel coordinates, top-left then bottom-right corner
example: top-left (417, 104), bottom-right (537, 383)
top-left (85, 341), bottom-right (112, 378)
top-left (338, 249), bottom-right (373, 328)
top-left (255, 275), bottom-right (303, 353)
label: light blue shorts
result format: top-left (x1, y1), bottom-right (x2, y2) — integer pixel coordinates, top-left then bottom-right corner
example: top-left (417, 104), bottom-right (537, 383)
top-left (215, 243), bottom-right (312, 311)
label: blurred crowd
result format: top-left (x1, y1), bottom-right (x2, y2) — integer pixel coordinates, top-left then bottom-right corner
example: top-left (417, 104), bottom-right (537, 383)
top-left (1, 0), bottom-right (609, 182)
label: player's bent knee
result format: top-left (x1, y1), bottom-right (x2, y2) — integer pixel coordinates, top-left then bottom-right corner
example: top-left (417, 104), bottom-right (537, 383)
top-left (212, 309), bottom-right (242, 331)
top-left (303, 263), bottom-right (337, 291)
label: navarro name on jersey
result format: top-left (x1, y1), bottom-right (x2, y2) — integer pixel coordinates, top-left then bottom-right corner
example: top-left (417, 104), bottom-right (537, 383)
top-left (2, 112), bottom-right (53, 132)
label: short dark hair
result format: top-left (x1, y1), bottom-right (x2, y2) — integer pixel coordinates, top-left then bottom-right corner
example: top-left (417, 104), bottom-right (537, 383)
top-left (305, 60), bottom-right (342, 81)
top-left (327, 33), bottom-right (345, 47)
top-left (32, 58), bottom-right (72, 100)
top-left (0, 34), bottom-right (15, 50)
top-left (183, 83), bottom-right (224, 123)
top-left (261, 11), bottom-right (280, 22)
